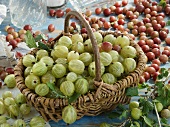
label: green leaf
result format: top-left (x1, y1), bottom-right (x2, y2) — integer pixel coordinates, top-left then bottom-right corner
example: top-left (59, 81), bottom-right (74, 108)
top-left (47, 82), bottom-right (55, 91)
top-left (119, 110), bottom-right (128, 120)
top-left (146, 101), bottom-right (154, 110)
top-left (126, 87), bottom-right (138, 96)
top-left (160, 68), bottom-right (166, 73)
top-left (155, 96), bottom-right (170, 107)
top-left (139, 98), bottom-right (154, 114)
top-left (25, 31), bottom-right (37, 48)
top-left (158, 74), bottom-right (164, 80)
top-left (138, 83), bottom-right (149, 89)
top-left (130, 124), bottom-right (138, 127)
top-left (35, 34), bottom-right (48, 42)
top-left (163, 70), bottom-right (169, 77)
top-left (68, 93), bottom-right (81, 104)
top-left (55, 87), bottom-right (65, 98)
top-left (152, 99), bottom-right (160, 103)
top-left (159, 0), bottom-right (167, 8)
top-left (155, 81), bottom-right (164, 87)
top-left (108, 112), bottom-right (121, 119)
top-left (142, 116), bottom-right (154, 127)
top-left (161, 118), bottom-right (168, 124)
top-left (166, 20), bottom-right (170, 26)
top-left (38, 42), bottom-right (50, 51)
top-left (117, 104), bottom-right (126, 111)
top-left (47, 82), bottom-right (65, 98)
top-left (167, 90), bottom-right (170, 98)
top-left (125, 122), bottom-right (132, 127)
top-left (155, 125), bottom-right (159, 127)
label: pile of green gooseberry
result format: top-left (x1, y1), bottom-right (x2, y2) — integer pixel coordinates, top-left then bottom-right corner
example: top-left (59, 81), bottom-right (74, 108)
top-left (0, 91), bottom-right (46, 127)
top-left (22, 32), bottom-right (138, 124)
top-left (23, 32), bottom-right (137, 98)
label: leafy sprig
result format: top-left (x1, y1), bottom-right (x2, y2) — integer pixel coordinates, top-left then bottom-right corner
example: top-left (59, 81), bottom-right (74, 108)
top-left (47, 82), bottom-right (66, 99)
top-left (47, 82), bottom-right (81, 104)
top-left (159, 0), bottom-right (167, 8)
top-left (105, 68), bottom-right (170, 127)
top-left (25, 31), bottom-right (51, 51)
top-left (166, 20), bottom-right (170, 26)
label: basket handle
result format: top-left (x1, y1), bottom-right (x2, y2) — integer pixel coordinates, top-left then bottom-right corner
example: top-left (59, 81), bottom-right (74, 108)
top-left (64, 11), bottom-right (101, 82)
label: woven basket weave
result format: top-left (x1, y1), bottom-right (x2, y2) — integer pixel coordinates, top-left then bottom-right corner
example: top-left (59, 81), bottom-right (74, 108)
top-left (14, 11), bottom-right (147, 122)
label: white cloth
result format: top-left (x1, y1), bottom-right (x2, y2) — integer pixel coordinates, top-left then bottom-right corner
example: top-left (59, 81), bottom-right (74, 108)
top-left (0, 4), bottom-right (7, 24)
top-left (0, 35), bottom-right (16, 67)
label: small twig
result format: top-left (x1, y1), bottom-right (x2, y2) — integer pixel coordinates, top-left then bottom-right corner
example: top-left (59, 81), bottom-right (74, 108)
top-left (149, 88), bottom-right (157, 99)
top-left (162, 123), bottom-right (170, 126)
top-left (162, 69), bottom-right (170, 83)
top-left (154, 102), bottom-right (161, 127)
top-left (118, 118), bottom-right (131, 127)
top-left (149, 68), bottom-right (170, 99)
top-left (157, 68), bottom-right (170, 83)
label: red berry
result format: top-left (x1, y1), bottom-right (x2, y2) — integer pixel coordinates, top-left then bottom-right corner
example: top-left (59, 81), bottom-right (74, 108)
top-left (103, 8), bottom-right (111, 17)
top-left (145, 66), bottom-right (156, 75)
top-left (146, 52), bottom-right (155, 61)
top-left (7, 27), bottom-right (15, 34)
top-left (101, 42), bottom-right (112, 52)
top-left (6, 68), bottom-right (14, 74)
top-left (6, 34), bottom-right (14, 42)
top-left (9, 40), bottom-right (18, 49)
top-left (49, 9), bottom-right (56, 17)
top-left (152, 59), bottom-right (161, 66)
top-left (23, 25), bottom-right (32, 31)
top-left (152, 71), bottom-right (160, 81)
top-left (48, 24), bottom-right (55, 32)
top-left (143, 72), bottom-right (150, 81)
top-left (56, 9), bottom-right (64, 18)
top-left (15, 51), bottom-right (23, 59)
top-left (139, 76), bottom-right (145, 84)
top-left (150, 64), bottom-right (160, 72)
top-left (95, 8), bottom-right (102, 15)
top-left (81, 28), bottom-right (87, 34)
top-left (70, 22), bottom-right (76, 29)
top-left (65, 8), bottom-right (71, 13)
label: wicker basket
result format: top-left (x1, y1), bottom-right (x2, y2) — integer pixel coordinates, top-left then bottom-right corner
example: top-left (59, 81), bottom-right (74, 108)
top-left (14, 11), bottom-right (147, 122)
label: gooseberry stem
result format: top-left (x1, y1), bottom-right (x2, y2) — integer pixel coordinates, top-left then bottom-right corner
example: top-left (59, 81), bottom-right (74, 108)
top-left (154, 102), bottom-right (161, 127)
top-left (118, 118), bottom-right (131, 127)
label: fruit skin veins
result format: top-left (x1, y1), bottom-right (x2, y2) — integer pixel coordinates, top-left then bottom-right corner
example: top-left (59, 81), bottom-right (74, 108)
top-left (60, 81), bottom-right (75, 97)
top-left (75, 78), bottom-right (89, 95)
top-left (52, 64), bottom-right (66, 78)
top-left (129, 101), bottom-right (139, 110)
top-left (133, 121), bottom-right (140, 127)
top-left (101, 42), bottom-right (112, 52)
top-left (68, 60), bottom-right (85, 75)
top-left (4, 74), bottom-right (16, 88)
top-left (35, 84), bottom-right (49, 96)
top-left (0, 116), bottom-right (7, 124)
top-left (100, 122), bottom-right (110, 127)
top-left (62, 105), bottom-right (77, 124)
top-left (29, 116), bottom-right (45, 127)
top-left (155, 102), bottom-right (163, 112)
top-left (131, 108), bottom-right (142, 120)
top-left (13, 119), bottom-right (26, 127)
top-left (32, 61), bottom-right (48, 76)
top-left (0, 101), bottom-right (5, 115)
top-left (160, 109), bottom-right (170, 118)
top-left (25, 74), bottom-right (40, 90)
top-left (22, 54), bottom-right (36, 67)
